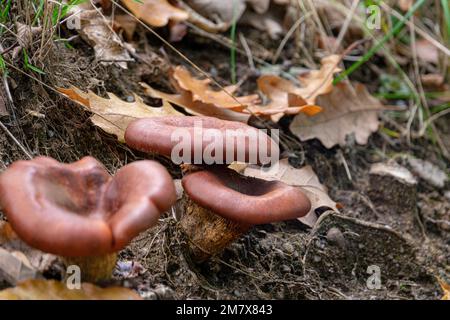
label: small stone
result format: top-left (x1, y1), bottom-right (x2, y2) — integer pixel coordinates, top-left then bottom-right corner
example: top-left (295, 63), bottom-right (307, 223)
top-left (281, 265), bottom-right (291, 273)
top-left (444, 191), bottom-right (450, 201)
top-left (282, 242), bottom-right (295, 254)
top-left (326, 227), bottom-right (346, 249)
top-left (153, 285), bottom-right (174, 300)
top-left (407, 157), bottom-right (448, 188)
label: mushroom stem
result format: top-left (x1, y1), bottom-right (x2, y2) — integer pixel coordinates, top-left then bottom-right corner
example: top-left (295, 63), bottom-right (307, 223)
top-left (180, 195), bottom-right (249, 263)
top-left (63, 253), bottom-right (117, 283)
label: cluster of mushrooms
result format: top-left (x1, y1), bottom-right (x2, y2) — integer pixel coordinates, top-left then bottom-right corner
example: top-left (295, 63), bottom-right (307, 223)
top-left (0, 116), bottom-right (311, 282)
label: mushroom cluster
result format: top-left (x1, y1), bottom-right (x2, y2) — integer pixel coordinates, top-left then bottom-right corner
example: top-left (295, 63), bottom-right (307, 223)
top-left (0, 156), bottom-right (176, 282)
top-left (125, 116), bottom-right (311, 262)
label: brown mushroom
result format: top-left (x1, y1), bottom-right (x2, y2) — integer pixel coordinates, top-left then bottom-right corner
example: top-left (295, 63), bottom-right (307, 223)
top-left (124, 115), bottom-right (309, 262)
top-left (180, 166), bottom-right (311, 262)
top-left (125, 116), bottom-right (279, 165)
top-left (0, 156), bottom-right (176, 282)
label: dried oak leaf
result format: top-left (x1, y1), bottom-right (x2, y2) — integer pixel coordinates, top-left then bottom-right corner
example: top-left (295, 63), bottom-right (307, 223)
top-left (0, 280), bottom-right (142, 300)
top-left (142, 66), bottom-right (259, 122)
top-left (242, 159), bottom-right (339, 228)
top-left (122, 0), bottom-right (188, 27)
top-left (249, 55), bottom-right (341, 121)
top-left (290, 82), bottom-right (385, 148)
top-left (58, 86), bottom-right (182, 142)
top-left (77, 10), bottom-right (133, 69)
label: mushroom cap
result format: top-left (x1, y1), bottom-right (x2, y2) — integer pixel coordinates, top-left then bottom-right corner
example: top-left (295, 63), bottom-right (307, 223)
top-left (125, 116), bottom-right (279, 165)
top-left (182, 167), bottom-right (311, 225)
top-left (0, 157), bottom-right (176, 257)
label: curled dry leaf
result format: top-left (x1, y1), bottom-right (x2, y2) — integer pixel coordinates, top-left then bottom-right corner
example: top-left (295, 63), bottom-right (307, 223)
top-left (242, 159), bottom-right (339, 228)
top-left (58, 86), bottom-right (182, 142)
top-left (77, 10), bottom-right (133, 69)
top-left (142, 66), bottom-right (259, 122)
top-left (290, 82), bottom-right (385, 148)
top-left (0, 280), bottom-right (142, 300)
top-left (122, 0), bottom-right (188, 27)
top-left (249, 55), bottom-right (341, 121)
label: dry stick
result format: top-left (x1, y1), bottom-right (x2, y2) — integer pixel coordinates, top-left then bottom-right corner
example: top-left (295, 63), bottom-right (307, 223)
top-left (272, 12), bottom-right (311, 64)
top-left (419, 108), bottom-right (450, 137)
top-left (302, 0), bottom-right (332, 53)
top-left (0, 121), bottom-right (33, 160)
top-left (332, 0), bottom-right (360, 54)
top-left (238, 32), bottom-right (255, 70)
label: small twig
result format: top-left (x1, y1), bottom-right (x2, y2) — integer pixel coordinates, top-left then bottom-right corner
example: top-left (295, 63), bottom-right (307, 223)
top-left (238, 32), bottom-right (255, 70)
top-left (0, 121), bottom-right (33, 160)
top-left (332, 0), bottom-right (360, 53)
top-left (272, 12), bottom-right (311, 63)
top-left (337, 150), bottom-right (353, 182)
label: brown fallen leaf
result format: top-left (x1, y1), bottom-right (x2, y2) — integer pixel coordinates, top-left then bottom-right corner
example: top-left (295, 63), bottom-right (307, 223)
top-left (172, 66), bottom-right (259, 110)
top-left (415, 39), bottom-right (439, 64)
top-left (122, 0), bottom-right (188, 27)
top-left (290, 82), bottom-right (385, 148)
top-left (248, 55), bottom-right (341, 121)
top-left (142, 83), bottom-right (251, 122)
top-left (420, 74), bottom-right (445, 90)
top-left (398, 0), bottom-right (413, 11)
top-left (77, 10), bottom-right (133, 69)
top-left (58, 86), bottom-right (182, 142)
top-left (242, 159), bottom-right (339, 228)
top-left (113, 14), bottom-right (138, 41)
top-left (0, 280), bottom-right (142, 300)
top-left (141, 66), bottom-right (259, 122)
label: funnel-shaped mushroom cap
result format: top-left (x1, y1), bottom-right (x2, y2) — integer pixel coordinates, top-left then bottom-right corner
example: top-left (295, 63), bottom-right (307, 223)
top-left (0, 157), bottom-right (176, 257)
top-left (182, 167), bottom-right (311, 225)
top-left (125, 116), bottom-right (279, 165)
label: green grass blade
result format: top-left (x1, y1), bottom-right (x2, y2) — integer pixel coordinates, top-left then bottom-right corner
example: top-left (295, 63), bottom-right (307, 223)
top-left (334, 0), bottom-right (427, 84)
